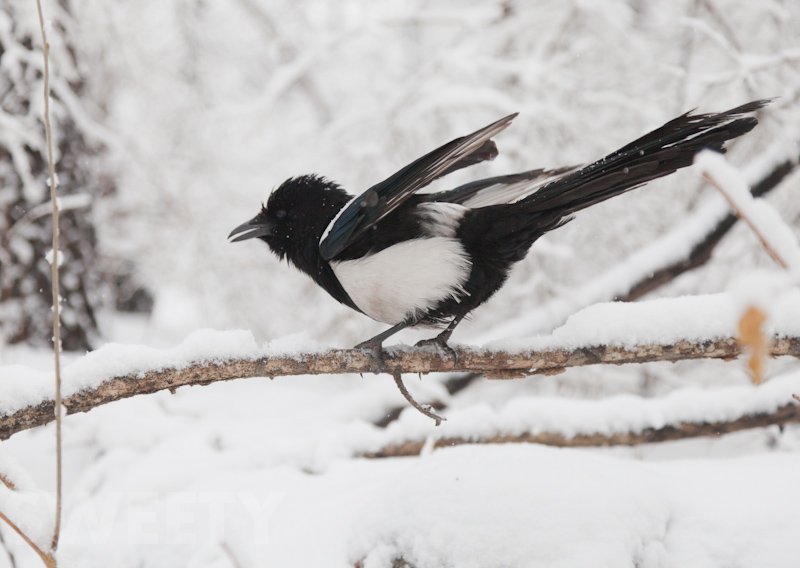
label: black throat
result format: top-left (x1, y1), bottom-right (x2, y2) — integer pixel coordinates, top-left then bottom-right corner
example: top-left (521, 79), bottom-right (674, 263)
top-left (263, 176), bottom-right (363, 313)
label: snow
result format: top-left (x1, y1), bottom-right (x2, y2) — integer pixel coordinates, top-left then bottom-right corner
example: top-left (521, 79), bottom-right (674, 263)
top-left (352, 445), bottom-right (800, 568)
top-left (0, 454), bottom-right (54, 552)
top-left (353, 372), bottom-right (800, 452)
top-left (695, 150), bottom-right (800, 272)
top-left (2, 1), bottom-right (800, 566)
top-left (2, 289), bottom-right (799, 420)
top-left (0, 329), bottom-right (260, 416)
top-left (44, 249), bottom-right (63, 268)
top-left (2, 329), bottom-right (800, 567)
top-left (488, 288), bottom-right (800, 353)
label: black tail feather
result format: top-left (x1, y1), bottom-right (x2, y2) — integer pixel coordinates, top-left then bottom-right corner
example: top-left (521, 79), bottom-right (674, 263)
top-left (521, 99), bottom-right (770, 214)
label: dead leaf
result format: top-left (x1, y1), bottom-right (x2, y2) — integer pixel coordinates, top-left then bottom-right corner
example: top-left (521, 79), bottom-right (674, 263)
top-left (738, 305), bottom-right (768, 384)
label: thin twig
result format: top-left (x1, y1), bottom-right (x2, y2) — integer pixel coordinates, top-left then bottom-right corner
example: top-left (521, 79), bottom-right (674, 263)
top-left (34, 0), bottom-right (62, 553)
top-left (0, 475), bottom-right (16, 492)
top-left (0, 512), bottom-right (55, 568)
top-left (219, 542), bottom-right (242, 568)
top-left (391, 372), bottom-right (445, 425)
top-left (6, 194), bottom-right (91, 241)
top-left (702, 173), bottom-right (790, 269)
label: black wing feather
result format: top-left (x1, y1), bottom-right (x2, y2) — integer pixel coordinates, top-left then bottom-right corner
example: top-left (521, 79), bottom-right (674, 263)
top-left (521, 99), bottom-right (771, 214)
top-left (319, 113), bottom-right (517, 261)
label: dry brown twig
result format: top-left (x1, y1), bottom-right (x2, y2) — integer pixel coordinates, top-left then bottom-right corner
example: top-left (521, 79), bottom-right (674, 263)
top-left (0, 476), bottom-right (55, 567)
top-left (702, 173), bottom-right (791, 269)
top-left (391, 371), bottom-right (445, 426)
top-left (0, 3), bottom-right (68, 566)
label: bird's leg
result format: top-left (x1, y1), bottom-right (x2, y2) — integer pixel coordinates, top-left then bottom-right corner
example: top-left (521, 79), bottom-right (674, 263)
top-left (355, 322), bottom-right (409, 374)
top-left (414, 316), bottom-right (463, 363)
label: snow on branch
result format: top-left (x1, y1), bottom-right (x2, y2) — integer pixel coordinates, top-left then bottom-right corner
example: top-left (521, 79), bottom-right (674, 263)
top-left (356, 371), bottom-right (800, 458)
top-left (1, 329), bottom-right (800, 441)
top-left (3, 290), bottom-right (800, 440)
top-left (487, 146), bottom-right (799, 339)
top-left (361, 401), bottom-right (800, 458)
top-left (622, 152), bottom-right (798, 301)
top-left (696, 150), bottom-right (800, 271)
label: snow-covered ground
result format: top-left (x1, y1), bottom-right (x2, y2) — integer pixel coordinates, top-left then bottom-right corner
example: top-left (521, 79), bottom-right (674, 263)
top-left (2, 0), bottom-right (800, 566)
top-left (1, 295), bottom-right (800, 567)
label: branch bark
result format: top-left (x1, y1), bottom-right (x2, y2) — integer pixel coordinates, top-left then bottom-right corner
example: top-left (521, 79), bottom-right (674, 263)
top-left (2, 335), bottom-right (800, 440)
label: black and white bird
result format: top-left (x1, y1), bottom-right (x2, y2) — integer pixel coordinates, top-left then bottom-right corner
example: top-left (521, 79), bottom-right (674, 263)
top-left (230, 100), bottom-right (767, 364)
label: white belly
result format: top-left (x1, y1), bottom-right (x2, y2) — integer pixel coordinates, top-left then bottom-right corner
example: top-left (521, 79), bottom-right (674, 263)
top-left (330, 237), bottom-right (472, 325)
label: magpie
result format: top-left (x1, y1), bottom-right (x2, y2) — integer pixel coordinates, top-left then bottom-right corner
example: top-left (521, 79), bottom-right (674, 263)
top-left (230, 100), bottom-right (767, 366)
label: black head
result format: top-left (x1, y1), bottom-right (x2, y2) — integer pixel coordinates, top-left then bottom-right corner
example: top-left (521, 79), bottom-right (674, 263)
top-left (228, 175), bottom-right (351, 262)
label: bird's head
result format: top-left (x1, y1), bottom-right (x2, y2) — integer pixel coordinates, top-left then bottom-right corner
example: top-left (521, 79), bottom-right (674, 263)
top-left (228, 174), bottom-right (350, 261)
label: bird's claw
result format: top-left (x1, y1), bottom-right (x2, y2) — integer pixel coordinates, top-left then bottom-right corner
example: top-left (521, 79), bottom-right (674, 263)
top-left (355, 338), bottom-right (386, 374)
top-left (415, 336), bottom-right (458, 365)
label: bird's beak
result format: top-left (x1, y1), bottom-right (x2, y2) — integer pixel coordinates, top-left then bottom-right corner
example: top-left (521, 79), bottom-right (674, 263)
top-left (228, 215), bottom-right (274, 242)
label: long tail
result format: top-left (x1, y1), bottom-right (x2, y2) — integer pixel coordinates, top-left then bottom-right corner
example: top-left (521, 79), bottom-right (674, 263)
top-left (521, 99), bottom-right (770, 214)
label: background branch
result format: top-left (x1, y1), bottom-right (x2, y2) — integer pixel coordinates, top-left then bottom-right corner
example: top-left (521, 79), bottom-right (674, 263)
top-left (361, 401), bottom-right (800, 458)
top-left (2, 335), bottom-right (799, 441)
top-left (621, 156), bottom-right (797, 301)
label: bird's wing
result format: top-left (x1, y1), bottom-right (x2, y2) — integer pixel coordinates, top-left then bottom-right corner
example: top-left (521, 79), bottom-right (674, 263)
top-left (319, 113), bottom-right (517, 261)
top-left (422, 166), bottom-right (579, 208)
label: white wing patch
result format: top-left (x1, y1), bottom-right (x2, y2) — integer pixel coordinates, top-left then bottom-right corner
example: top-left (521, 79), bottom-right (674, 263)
top-left (459, 168), bottom-right (578, 208)
top-left (330, 237), bottom-right (472, 325)
top-left (320, 194), bottom-right (358, 245)
top-left (417, 202), bottom-right (468, 238)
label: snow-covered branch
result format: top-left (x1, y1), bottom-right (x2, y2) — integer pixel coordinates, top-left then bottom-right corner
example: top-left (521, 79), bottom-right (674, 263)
top-left (484, 147), bottom-right (799, 340)
top-left (2, 333), bottom-right (800, 441)
top-left (362, 401), bottom-right (800, 458)
top-left (696, 150), bottom-right (800, 271)
top-left (622, 152), bottom-right (798, 300)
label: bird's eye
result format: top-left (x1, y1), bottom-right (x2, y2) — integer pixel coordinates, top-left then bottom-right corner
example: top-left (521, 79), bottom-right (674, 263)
top-left (275, 209), bottom-right (287, 220)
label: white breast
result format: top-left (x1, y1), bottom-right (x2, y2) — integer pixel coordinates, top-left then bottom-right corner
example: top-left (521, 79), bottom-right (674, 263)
top-left (330, 237), bottom-right (472, 325)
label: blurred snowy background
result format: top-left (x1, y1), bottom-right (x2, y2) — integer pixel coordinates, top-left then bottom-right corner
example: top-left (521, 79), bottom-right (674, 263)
top-left (1, 0), bottom-right (800, 566)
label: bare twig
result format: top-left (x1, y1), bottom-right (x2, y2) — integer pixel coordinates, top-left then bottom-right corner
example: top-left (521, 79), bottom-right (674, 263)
top-left (359, 401), bottom-right (800, 458)
top-left (0, 512), bottom-right (55, 568)
top-left (0, 475), bottom-right (16, 492)
top-left (2, 335), bottom-right (800, 440)
top-left (34, 0), bottom-right (62, 553)
top-left (702, 174), bottom-right (790, 269)
top-left (392, 372), bottom-right (445, 425)
top-left (219, 542), bottom-right (242, 568)
top-left (697, 151), bottom-right (800, 272)
top-left (6, 194), bottom-right (92, 241)
top-left (0, 470), bottom-right (54, 567)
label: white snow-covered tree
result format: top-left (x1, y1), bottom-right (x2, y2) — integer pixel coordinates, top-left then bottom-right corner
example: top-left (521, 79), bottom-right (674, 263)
top-left (0, 1), bottom-right (114, 351)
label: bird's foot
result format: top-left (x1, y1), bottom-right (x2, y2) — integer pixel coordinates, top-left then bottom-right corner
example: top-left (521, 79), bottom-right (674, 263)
top-left (415, 334), bottom-right (458, 365)
top-left (355, 337), bottom-right (386, 374)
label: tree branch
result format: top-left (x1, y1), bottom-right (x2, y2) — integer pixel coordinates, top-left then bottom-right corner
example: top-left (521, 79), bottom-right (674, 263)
top-left (621, 157), bottom-right (797, 301)
top-left (360, 401), bottom-right (800, 458)
top-left (2, 336), bottom-right (800, 440)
